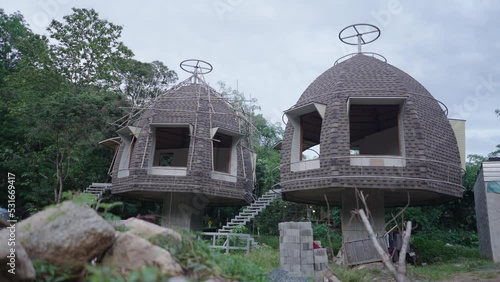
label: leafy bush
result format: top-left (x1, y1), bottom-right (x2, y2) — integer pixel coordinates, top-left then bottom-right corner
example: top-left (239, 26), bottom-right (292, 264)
top-left (312, 223), bottom-right (342, 253)
top-left (414, 229), bottom-right (479, 248)
top-left (32, 260), bottom-right (75, 282)
top-left (151, 231), bottom-right (267, 281)
top-left (412, 236), bottom-right (480, 264)
top-left (256, 235), bottom-right (279, 249)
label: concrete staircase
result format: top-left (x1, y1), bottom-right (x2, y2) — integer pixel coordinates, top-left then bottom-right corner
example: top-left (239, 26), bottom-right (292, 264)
top-left (83, 183), bottom-right (112, 200)
top-left (218, 189), bottom-right (282, 234)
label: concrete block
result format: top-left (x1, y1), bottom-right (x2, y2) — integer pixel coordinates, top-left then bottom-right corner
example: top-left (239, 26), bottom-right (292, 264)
top-left (298, 222), bottom-right (312, 229)
top-left (314, 248), bottom-right (327, 257)
top-left (284, 257), bottom-right (300, 265)
top-left (302, 249), bottom-right (314, 258)
top-left (301, 235), bottom-right (313, 243)
top-left (303, 265), bottom-right (314, 271)
top-left (282, 236), bottom-right (300, 243)
top-left (314, 263), bottom-right (323, 271)
top-left (302, 241), bottom-right (313, 250)
top-left (301, 257), bottom-right (314, 265)
top-left (301, 264), bottom-right (314, 273)
top-left (282, 264), bottom-right (292, 271)
top-left (290, 249), bottom-right (301, 257)
top-left (300, 229), bottom-right (312, 236)
top-left (290, 264), bottom-right (301, 273)
top-left (282, 242), bottom-right (300, 251)
top-left (285, 229), bottom-right (300, 236)
top-left (314, 255), bottom-right (328, 264)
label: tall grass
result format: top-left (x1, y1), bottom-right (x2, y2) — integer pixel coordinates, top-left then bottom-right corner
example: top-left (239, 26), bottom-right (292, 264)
top-left (230, 245), bottom-right (280, 273)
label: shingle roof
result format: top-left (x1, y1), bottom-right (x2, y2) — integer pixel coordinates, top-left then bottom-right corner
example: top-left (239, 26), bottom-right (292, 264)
top-left (280, 54), bottom-right (464, 206)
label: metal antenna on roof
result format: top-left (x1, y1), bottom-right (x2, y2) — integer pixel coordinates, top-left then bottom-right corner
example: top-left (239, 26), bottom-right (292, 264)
top-left (180, 59), bottom-right (213, 84)
top-left (334, 23), bottom-right (386, 66)
top-left (339, 24), bottom-right (381, 53)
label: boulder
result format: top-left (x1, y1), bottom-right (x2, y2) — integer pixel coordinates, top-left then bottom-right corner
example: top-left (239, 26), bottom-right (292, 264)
top-left (102, 232), bottom-right (183, 276)
top-left (0, 227), bottom-right (35, 282)
top-left (120, 217), bottom-right (182, 241)
top-left (18, 200), bottom-right (115, 269)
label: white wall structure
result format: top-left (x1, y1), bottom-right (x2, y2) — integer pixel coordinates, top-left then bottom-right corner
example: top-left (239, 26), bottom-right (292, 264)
top-left (449, 119), bottom-right (466, 170)
top-left (474, 159), bottom-right (500, 262)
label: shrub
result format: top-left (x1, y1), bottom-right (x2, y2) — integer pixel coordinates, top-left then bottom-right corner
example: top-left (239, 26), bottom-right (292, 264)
top-left (412, 236), bottom-right (480, 264)
top-left (312, 223), bottom-right (342, 253)
top-left (32, 260), bottom-right (75, 282)
top-left (256, 235), bottom-right (279, 249)
top-left (151, 231), bottom-right (267, 281)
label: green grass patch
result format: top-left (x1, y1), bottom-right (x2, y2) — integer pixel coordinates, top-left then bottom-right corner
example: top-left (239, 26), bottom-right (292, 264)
top-left (410, 257), bottom-right (497, 281)
top-left (255, 235), bottom-right (279, 249)
top-left (329, 264), bottom-right (389, 282)
top-left (230, 245), bottom-right (280, 273)
top-left (151, 232), bottom-right (268, 281)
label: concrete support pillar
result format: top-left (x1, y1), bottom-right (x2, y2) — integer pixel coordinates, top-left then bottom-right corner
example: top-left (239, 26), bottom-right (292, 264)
top-left (161, 192), bottom-right (205, 231)
top-left (341, 189), bottom-right (385, 242)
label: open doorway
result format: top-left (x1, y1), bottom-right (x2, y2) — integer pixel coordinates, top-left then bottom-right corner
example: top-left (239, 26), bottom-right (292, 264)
top-left (153, 127), bottom-right (190, 167)
top-left (349, 104), bottom-right (401, 156)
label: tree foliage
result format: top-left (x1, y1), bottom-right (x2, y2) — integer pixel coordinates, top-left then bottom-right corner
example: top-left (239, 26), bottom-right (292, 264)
top-left (118, 59), bottom-right (178, 106)
top-left (47, 8), bottom-right (133, 92)
top-left (0, 8), bottom-right (173, 215)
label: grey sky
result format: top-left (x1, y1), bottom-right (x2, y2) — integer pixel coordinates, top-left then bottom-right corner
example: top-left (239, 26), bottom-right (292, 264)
top-left (3, 0), bottom-right (500, 157)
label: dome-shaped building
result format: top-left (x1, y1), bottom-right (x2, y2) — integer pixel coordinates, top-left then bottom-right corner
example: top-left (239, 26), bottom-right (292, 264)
top-left (279, 25), bottom-right (465, 244)
top-left (106, 60), bottom-right (255, 230)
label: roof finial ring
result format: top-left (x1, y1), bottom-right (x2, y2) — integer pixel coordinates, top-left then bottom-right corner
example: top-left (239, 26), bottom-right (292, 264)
top-left (180, 59), bottom-right (213, 75)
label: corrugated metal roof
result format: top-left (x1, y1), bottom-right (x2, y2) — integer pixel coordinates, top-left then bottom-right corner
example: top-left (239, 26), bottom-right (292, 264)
top-left (483, 161), bottom-right (500, 182)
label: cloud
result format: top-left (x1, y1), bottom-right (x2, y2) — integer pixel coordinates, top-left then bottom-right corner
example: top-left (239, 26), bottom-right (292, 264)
top-left (3, 0), bottom-right (499, 157)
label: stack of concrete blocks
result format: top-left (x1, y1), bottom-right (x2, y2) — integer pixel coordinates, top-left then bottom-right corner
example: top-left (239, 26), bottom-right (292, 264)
top-left (279, 222), bottom-right (328, 281)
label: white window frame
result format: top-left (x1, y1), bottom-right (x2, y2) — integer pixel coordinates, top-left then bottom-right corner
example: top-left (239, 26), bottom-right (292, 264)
top-left (116, 126), bottom-right (142, 178)
top-left (347, 97), bottom-right (407, 167)
top-left (149, 123), bottom-right (192, 176)
top-left (284, 103), bottom-right (326, 172)
top-left (210, 127), bottom-right (243, 182)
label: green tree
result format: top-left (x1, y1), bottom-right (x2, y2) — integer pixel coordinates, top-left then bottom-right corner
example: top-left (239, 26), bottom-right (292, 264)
top-left (0, 9), bottom-right (132, 213)
top-left (118, 59), bottom-right (178, 106)
top-left (47, 8), bottom-right (133, 92)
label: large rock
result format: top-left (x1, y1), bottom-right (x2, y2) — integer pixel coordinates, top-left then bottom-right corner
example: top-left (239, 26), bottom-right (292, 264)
top-left (102, 232), bottom-right (183, 276)
top-left (121, 217), bottom-right (182, 241)
top-left (0, 227), bottom-right (35, 282)
top-left (18, 201), bottom-right (115, 269)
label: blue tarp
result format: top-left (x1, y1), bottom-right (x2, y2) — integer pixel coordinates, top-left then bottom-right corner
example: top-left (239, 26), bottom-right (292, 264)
top-left (487, 182), bottom-right (500, 193)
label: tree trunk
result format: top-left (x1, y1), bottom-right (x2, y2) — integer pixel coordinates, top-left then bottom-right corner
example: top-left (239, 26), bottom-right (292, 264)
top-left (56, 151), bottom-right (64, 203)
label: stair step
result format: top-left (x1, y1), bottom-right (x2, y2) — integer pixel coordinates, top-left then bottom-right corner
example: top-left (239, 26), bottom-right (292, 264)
top-left (239, 214), bottom-right (257, 218)
top-left (251, 203), bottom-right (268, 207)
top-left (231, 219), bottom-right (246, 222)
top-left (217, 190), bottom-right (282, 236)
top-left (245, 207), bottom-right (263, 211)
top-left (91, 183), bottom-right (113, 188)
